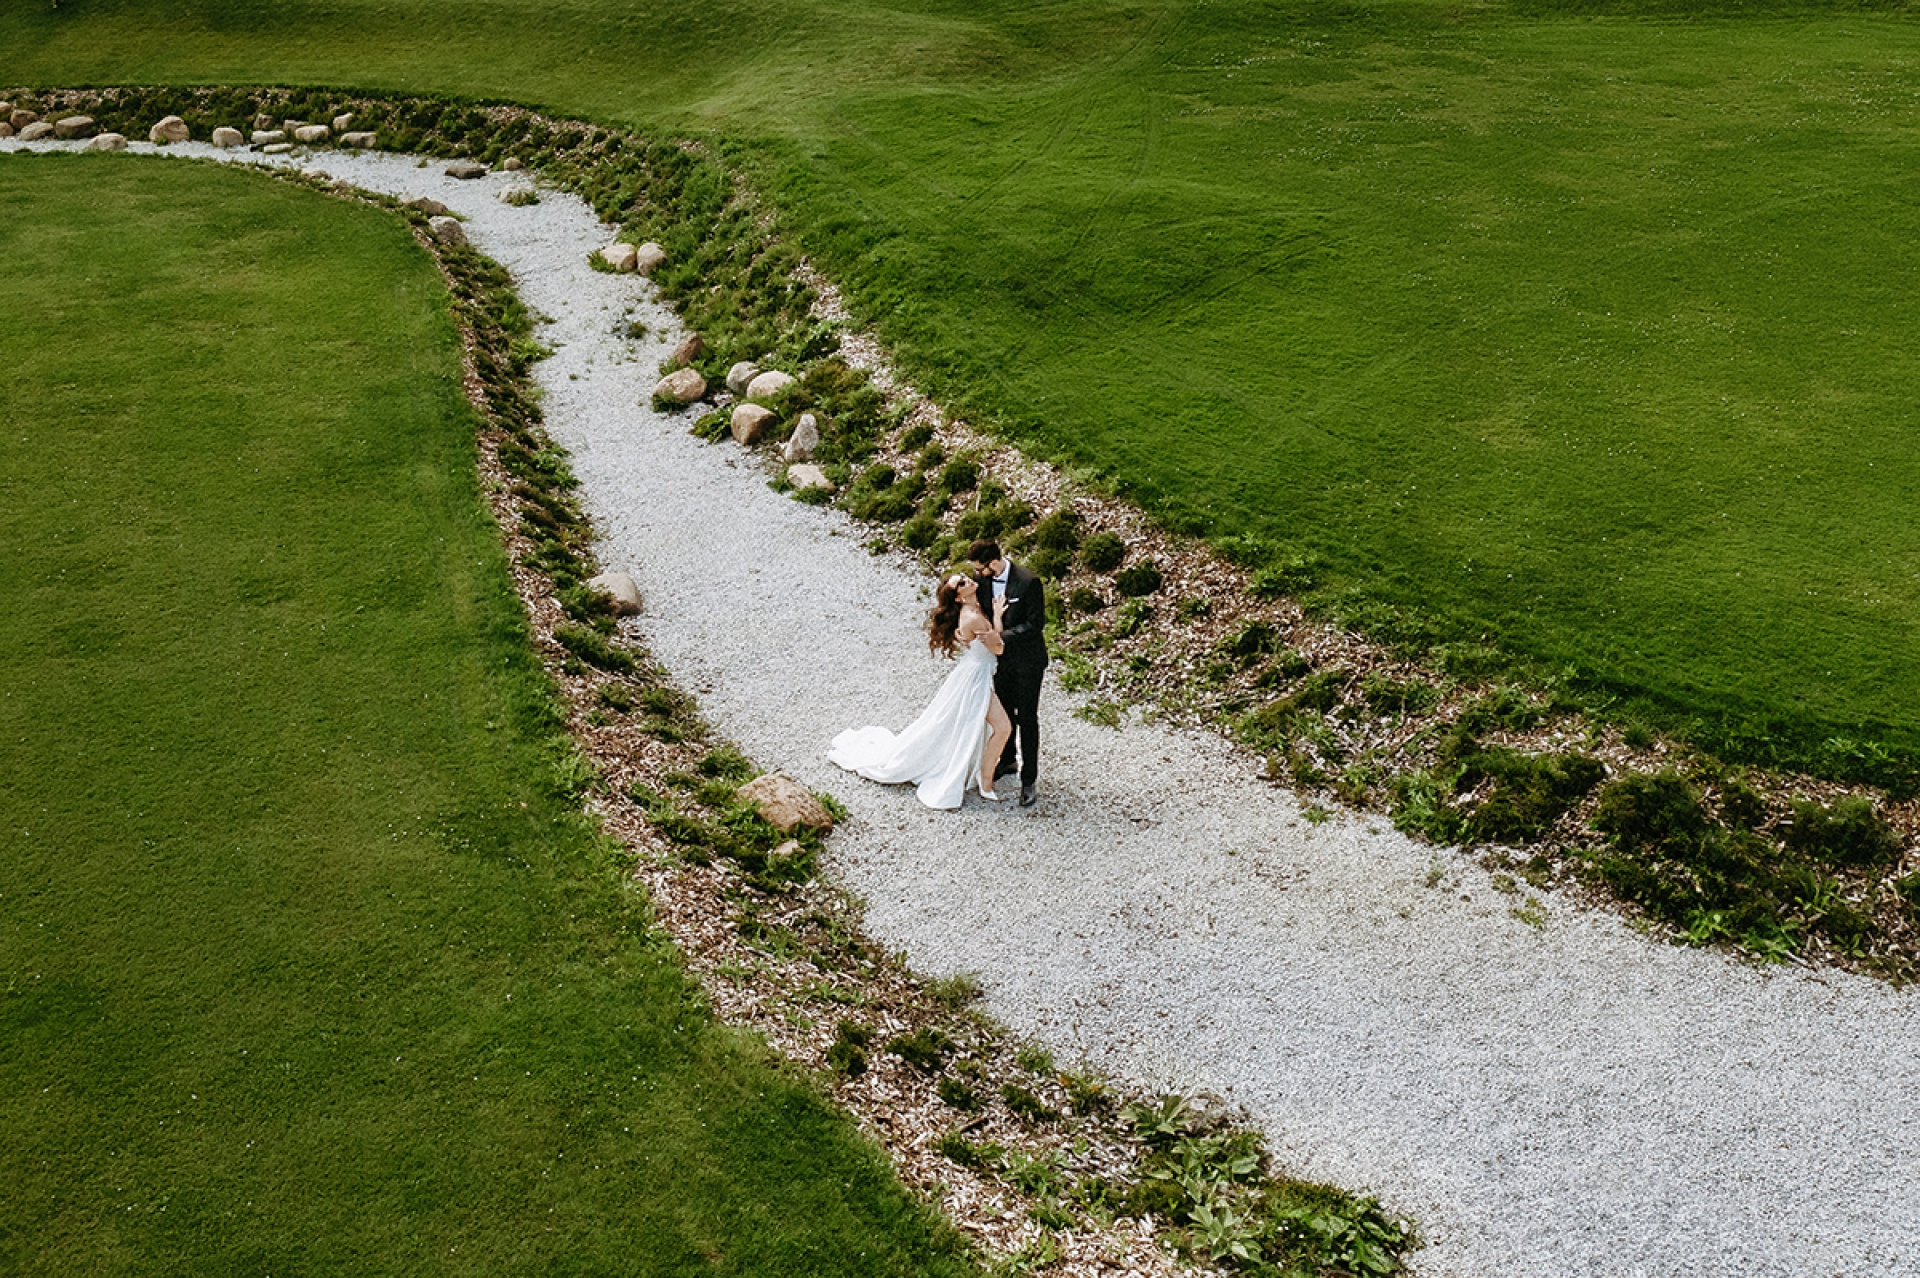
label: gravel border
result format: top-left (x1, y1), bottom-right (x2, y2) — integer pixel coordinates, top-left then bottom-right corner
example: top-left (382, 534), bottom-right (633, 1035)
top-left (12, 136), bottom-right (1918, 1278)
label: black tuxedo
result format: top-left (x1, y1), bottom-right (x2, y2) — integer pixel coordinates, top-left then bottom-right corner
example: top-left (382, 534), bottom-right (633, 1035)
top-left (977, 561), bottom-right (1047, 787)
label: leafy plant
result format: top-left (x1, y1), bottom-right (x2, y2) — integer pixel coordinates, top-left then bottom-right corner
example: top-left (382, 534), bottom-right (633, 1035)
top-left (1080, 531), bottom-right (1126, 572)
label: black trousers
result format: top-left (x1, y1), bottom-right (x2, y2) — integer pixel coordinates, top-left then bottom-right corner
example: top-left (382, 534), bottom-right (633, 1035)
top-left (994, 659), bottom-right (1045, 786)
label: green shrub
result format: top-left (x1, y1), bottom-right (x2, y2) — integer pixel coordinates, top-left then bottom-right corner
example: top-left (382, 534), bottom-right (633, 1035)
top-left (937, 1076), bottom-right (981, 1110)
top-left (826, 1020), bottom-right (872, 1076)
top-left (1000, 1083), bottom-right (1060, 1124)
top-left (1111, 598), bottom-right (1152, 638)
top-left (901, 511), bottom-right (943, 550)
top-left (1361, 673), bottom-right (1440, 717)
top-left (1593, 772), bottom-right (1707, 851)
top-left (885, 1028), bottom-right (954, 1073)
top-left (1783, 796), bottom-right (1903, 868)
top-left (1081, 531), bottom-right (1126, 572)
top-left (897, 421), bottom-right (935, 452)
top-left (1221, 620), bottom-right (1280, 664)
top-left (553, 623), bottom-right (634, 673)
top-left (1466, 749), bottom-right (1606, 845)
top-left (935, 454), bottom-right (980, 496)
top-left (1248, 550), bottom-right (1323, 599)
top-left (1023, 545), bottom-right (1072, 581)
top-left (1068, 586), bottom-right (1106, 614)
top-left (1114, 559), bottom-right (1163, 597)
top-left (1031, 508), bottom-right (1082, 555)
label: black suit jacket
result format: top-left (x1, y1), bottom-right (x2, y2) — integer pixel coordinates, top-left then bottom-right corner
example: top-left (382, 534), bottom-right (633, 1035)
top-left (978, 562), bottom-right (1048, 676)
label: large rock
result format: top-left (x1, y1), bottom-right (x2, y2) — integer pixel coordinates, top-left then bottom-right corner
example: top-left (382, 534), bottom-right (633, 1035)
top-left (86, 133), bottom-right (127, 152)
top-left (586, 572), bottom-right (644, 617)
top-left (502, 156), bottom-right (526, 172)
top-left (653, 367), bottom-right (707, 405)
top-left (596, 242), bottom-right (638, 273)
top-left (634, 242), bottom-right (667, 275)
top-left (402, 195), bottom-right (450, 216)
top-left (339, 130), bottom-right (377, 149)
top-left (0, 101), bottom-right (9, 118)
top-left (427, 216), bottom-right (466, 246)
top-left (787, 463), bottom-right (835, 494)
top-left (784, 412), bottom-right (821, 463)
top-left (0, 123), bottom-right (12, 140)
top-left (331, 112), bottom-right (355, 133)
top-left (730, 403), bottom-right (775, 445)
top-left (745, 370), bottom-right (795, 401)
top-left (252, 112), bottom-right (276, 132)
top-left (149, 115), bottom-right (189, 144)
top-left (17, 121), bottom-right (54, 142)
top-left (735, 774), bottom-right (834, 834)
top-left (445, 159), bottom-right (487, 179)
top-left (52, 115), bottom-right (97, 140)
top-left (725, 361), bottom-right (761, 396)
top-left (293, 124), bottom-right (330, 144)
top-left (262, 143), bottom-right (294, 155)
top-left (251, 129), bottom-right (286, 146)
top-left (9, 109), bottom-right (37, 131)
top-left (211, 126), bottom-right (245, 148)
top-left (668, 332), bottom-right (705, 368)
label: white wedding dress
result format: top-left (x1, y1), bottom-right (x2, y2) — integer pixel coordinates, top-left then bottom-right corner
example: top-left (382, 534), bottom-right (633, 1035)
top-left (830, 639), bottom-right (997, 810)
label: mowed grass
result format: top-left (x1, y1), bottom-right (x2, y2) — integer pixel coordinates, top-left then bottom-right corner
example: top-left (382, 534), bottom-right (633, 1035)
top-left (0, 153), bottom-right (973, 1276)
top-left (6, 3), bottom-right (1919, 771)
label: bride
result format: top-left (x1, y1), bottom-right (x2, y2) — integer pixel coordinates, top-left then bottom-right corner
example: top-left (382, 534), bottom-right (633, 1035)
top-left (829, 575), bottom-right (1014, 809)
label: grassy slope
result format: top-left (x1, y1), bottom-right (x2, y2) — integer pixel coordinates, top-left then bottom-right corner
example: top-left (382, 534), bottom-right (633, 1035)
top-left (5, 3), bottom-right (1918, 768)
top-left (0, 152), bottom-right (971, 1276)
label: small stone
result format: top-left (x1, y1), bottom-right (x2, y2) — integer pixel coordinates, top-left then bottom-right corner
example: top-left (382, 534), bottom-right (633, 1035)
top-left (330, 177), bottom-right (353, 191)
top-left (211, 126), bottom-right (245, 148)
top-left (251, 130), bottom-right (286, 146)
top-left (634, 242), bottom-right (667, 275)
top-left (669, 332), bottom-right (705, 368)
top-left (402, 195), bottom-right (450, 216)
top-left (653, 367), bottom-right (707, 405)
top-left (52, 115), bottom-right (97, 140)
top-left (10, 109), bottom-right (38, 131)
top-left (86, 133), bottom-right (127, 152)
top-left (730, 403), bottom-right (775, 445)
top-left (502, 156), bottom-right (525, 172)
top-left (586, 572), bottom-right (644, 617)
top-left (785, 412), bottom-right (821, 463)
top-left (787, 463), bottom-right (835, 493)
top-left (735, 774), bottom-right (834, 833)
top-left (331, 112), bottom-right (355, 133)
top-left (427, 215), bottom-right (466, 246)
top-left (302, 168), bottom-right (330, 182)
top-left (339, 131), bottom-right (377, 149)
top-left (444, 159), bottom-right (487, 179)
top-left (17, 122), bottom-right (54, 143)
top-left (252, 112), bottom-right (276, 131)
top-left (293, 124), bottom-right (330, 144)
top-left (149, 115), bottom-right (189, 144)
top-left (746, 370), bottom-right (795, 401)
top-left (725, 361), bottom-right (761, 396)
top-left (597, 243), bottom-right (638, 273)
top-left (262, 143), bottom-right (294, 155)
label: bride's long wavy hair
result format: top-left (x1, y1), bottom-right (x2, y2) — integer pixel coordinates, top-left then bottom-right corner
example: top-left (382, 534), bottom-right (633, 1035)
top-left (927, 575), bottom-right (967, 658)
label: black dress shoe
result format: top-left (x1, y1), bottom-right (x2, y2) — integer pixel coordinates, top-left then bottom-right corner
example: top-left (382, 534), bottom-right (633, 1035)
top-left (1018, 784), bottom-right (1036, 807)
top-left (994, 763), bottom-right (1018, 781)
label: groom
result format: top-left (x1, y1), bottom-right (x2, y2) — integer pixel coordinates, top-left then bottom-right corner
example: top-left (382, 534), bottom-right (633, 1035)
top-left (969, 539), bottom-right (1047, 807)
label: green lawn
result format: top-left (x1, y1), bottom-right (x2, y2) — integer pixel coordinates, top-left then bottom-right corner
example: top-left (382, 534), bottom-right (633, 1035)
top-left (11, 1), bottom-right (1913, 776)
top-left (0, 152), bottom-right (973, 1276)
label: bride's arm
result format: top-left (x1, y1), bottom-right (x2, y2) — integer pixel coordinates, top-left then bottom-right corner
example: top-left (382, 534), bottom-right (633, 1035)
top-left (961, 613), bottom-right (1005, 655)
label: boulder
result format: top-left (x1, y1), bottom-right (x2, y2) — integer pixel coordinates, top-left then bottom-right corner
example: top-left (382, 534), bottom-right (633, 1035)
top-left (725, 361), bottom-right (761, 396)
top-left (586, 571), bottom-right (644, 617)
top-left (86, 133), bottom-right (127, 152)
top-left (262, 143), bottom-right (294, 155)
top-left (331, 112), bottom-right (355, 133)
top-left (17, 121), bottom-right (54, 142)
top-left (211, 126), bottom-right (245, 148)
top-left (597, 242), bottom-right (638, 273)
top-left (149, 115), bottom-right (190, 144)
top-left (502, 156), bottom-right (525, 172)
top-left (251, 129), bottom-right (286, 146)
top-left (653, 367), bottom-right (707, 405)
top-left (730, 403), bottom-right (775, 445)
top-left (402, 195), bottom-right (450, 216)
top-left (293, 124), bottom-right (330, 144)
top-left (427, 216), bottom-right (466, 246)
top-left (445, 159), bottom-right (487, 179)
top-left (787, 463), bottom-right (835, 494)
top-left (745, 370), bottom-right (795, 401)
top-left (0, 101), bottom-right (9, 117)
top-left (252, 112), bottom-right (276, 131)
top-left (784, 412), bottom-right (821, 463)
top-left (339, 130), bottom-right (377, 149)
top-left (52, 115), bottom-right (97, 140)
top-left (735, 774), bottom-right (834, 834)
top-left (668, 332), bottom-right (705, 368)
top-left (0, 123), bottom-right (12, 140)
top-left (634, 242), bottom-right (667, 275)
top-left (9, 109), bottom-right (37, 131)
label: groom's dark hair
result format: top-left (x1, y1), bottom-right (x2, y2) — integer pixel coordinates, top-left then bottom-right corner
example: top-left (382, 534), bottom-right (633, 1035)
top-left (967, 539), bottom-right (1001, 567)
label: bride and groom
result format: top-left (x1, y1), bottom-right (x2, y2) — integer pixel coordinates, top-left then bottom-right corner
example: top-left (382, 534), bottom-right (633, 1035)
top-left (829, 539), bottom-right (1047, 810)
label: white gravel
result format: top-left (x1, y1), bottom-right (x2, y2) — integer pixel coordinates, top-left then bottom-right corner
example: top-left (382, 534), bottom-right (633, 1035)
top-left (16, 136), bottom-right (1920, 1278)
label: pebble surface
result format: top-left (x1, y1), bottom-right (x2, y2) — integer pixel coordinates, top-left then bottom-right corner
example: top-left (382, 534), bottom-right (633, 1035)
top-left (11, 135), bottom-right (1918, 1278)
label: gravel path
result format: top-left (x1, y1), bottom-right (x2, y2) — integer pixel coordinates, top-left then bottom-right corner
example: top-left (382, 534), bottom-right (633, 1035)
top-left (18, 137), bottom-right (1919, 1278)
